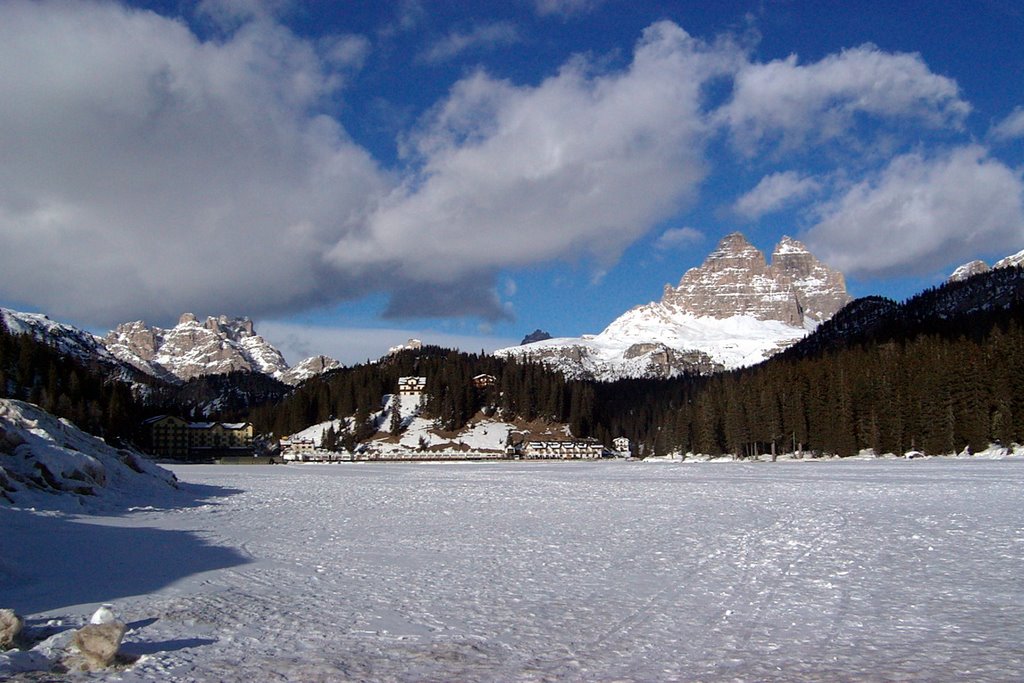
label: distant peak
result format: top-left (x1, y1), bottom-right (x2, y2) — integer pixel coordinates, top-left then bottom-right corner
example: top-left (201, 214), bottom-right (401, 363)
top-left (711, 231), bottom-right (756, 254)
top-left (521, 329), bottom-right (552, 345)
top-left (772, 236), bottom-right (810, 256)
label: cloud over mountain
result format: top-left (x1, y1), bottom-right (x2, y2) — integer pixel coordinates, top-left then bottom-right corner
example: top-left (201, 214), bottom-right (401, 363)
top-left (0, 1), bottom-right (1015, 330)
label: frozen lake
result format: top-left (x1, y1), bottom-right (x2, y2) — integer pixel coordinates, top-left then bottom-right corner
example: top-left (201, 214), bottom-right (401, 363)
top-left (5, 459), bottom-right (1024, 681)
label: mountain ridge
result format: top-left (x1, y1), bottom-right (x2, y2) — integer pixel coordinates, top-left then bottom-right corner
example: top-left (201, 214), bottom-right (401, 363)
top-left (0, 308), bottom-right (339, 387)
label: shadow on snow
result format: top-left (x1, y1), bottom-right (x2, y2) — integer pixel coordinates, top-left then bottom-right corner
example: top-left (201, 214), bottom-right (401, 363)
top-left (0, 482), bottom-right (250, 615)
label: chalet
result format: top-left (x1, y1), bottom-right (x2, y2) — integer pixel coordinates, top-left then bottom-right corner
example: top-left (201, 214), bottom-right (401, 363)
top-left (613, 437), bottom-right (631, 456)
top-left (144, 416), bottom-right (254, 460)
top-left (472, 373), bottom-right (497, 389)
top-left (398, 376), bottom-right (427, 401)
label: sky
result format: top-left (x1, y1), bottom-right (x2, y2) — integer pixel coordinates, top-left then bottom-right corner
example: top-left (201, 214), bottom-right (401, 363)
top-left (1, 0), bottom-right (1023, 365)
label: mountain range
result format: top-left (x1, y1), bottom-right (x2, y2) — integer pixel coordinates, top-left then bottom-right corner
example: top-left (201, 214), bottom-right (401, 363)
top-left (5, 232), bottom-right (1024, 392)
top-left (0, 309), bottom-right (340, 388)
top-left (498, 233), bottom-right (851, 380)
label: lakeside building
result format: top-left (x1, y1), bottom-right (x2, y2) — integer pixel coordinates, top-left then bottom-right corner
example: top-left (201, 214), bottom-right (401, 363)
top-left (144, 415), bottom-right (254, 460)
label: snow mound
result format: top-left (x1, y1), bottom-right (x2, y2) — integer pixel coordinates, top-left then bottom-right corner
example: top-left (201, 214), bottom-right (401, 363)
top-left (0, 400), bottom-right (178, 512)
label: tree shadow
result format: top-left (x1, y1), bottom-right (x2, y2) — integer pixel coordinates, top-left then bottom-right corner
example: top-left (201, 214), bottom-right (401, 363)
top-left (0, 504), bottom-right (251, 615)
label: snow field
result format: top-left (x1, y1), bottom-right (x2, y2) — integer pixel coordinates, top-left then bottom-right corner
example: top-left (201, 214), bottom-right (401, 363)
top-left (4, 459), bottom-right (1023, 681)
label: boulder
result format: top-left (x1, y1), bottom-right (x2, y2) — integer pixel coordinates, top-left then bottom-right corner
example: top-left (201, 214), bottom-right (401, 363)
top-left (0, 609), bottom-right (23, 650)
top-left (70, 621), bottom-right (126, 670)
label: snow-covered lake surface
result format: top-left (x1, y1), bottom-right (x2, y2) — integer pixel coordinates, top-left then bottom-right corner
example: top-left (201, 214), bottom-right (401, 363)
top-left (4, 459), bottom-right (1024, 681)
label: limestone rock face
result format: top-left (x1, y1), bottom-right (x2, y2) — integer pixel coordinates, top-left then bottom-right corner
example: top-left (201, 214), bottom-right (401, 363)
top-left (949, 260), bottom-right (991, 282)
top-left (279, 355), bottom-right (343, 386)
top-left (103, 314), bottom-right (289, 382)
top-left (663, 233), bottom-right (850, 325)
top-left (994, 248), bottom-right (1024, 270)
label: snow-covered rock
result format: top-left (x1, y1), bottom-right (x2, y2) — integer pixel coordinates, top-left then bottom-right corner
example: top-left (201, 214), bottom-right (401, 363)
top-left (0, 309), bottom-right (123, 375)
top-left (994, 247), bottom-right (1024, 270)
top-left (498, 233), bottom-right (850, 379)
top-left (0, 399), bottom-right (178, 512)
top-left (104, 313), bottom-right (290, 383)
top-left (948, 246), bottom-right (1024, 283)
top-left (278, 355), bottom-right (342, 386)
top-left (949, 260), bottom-right (991, 282)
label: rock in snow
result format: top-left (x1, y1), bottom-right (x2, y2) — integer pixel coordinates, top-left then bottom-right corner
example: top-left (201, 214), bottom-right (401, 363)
top-left (70, 621), bottom-right (126, 670)
top-left (0, 610), bottom-right (22, 650)
top-left (498, 232), bottom-right (851, 380)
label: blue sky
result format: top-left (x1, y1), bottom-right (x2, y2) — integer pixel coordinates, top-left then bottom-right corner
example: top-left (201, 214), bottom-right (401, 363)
top-left (1, 0), bottom-right (1023, 364)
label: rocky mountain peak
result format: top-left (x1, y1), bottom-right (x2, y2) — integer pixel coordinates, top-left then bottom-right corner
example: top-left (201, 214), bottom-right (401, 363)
top-left (949, 260), bottom-right (991, 282)
top-left (103, 314), bottom-right (290, 383)
top-left (697, 232), bottom-right (768, 276)
top-left (498, 231), bottom-right (851, 381)
top-left (663, 232), bottom-right (849, 327)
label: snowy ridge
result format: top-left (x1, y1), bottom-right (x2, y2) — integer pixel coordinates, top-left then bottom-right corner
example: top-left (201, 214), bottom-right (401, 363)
top-left (1, 308), bottom-right (115, 368)
top-left (500, 233), bottom-right (849, 380)
top-left (0, 399), bottom-right (178, 512)
top-left (3, 306), bottom-right (340, 387)
top-left (948, 245), bottom-right (1024, 282)
top-left (105, 313), bottom-right (292, 384)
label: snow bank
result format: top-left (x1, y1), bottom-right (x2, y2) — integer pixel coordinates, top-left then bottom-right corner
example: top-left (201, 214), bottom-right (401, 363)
top-left (0, 400), bottom-right (178, 512)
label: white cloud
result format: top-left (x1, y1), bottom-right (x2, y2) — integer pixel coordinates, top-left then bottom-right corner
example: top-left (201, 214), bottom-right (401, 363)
top-left (330, 21), bottom-right (739, 287)
top-left (717, 45), bottom-right (970, 155)
top-left (992, 107), bottom-right (1024, 141)
top-left (734, 171), bottom-right (821, 220)
top-left (257, 320), bottom-right (518, 366)
top-left (196, 0), bottom-right (291, 28)
top-left (803, 145), bottom-right (1024, 277)
top-left (0, 0), bottom-right (389, 326)
top-left (419, 21), bottom-right (521, 64)
top-left (655, 227), bottom-right (704, 250)
top-left (534, 0), bottom-right (605, 18)
top-left (320, 34), bottom-right (371, 71)
top-left (0, 4), bottom-right (1001, 329)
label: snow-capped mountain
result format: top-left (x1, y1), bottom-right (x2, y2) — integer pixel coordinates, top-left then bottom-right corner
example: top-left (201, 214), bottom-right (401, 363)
top-left (498, 233), bottom-right (851, 380)
top-left (948, 247), bottom-right (1024, 282)
top-left (104, 313), bottom-right (291, 383)
top-left (2, 307), bottom-right (339, 387)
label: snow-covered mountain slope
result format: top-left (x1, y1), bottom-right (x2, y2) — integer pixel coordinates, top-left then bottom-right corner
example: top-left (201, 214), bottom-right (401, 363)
top-left (499, 233), bottom-right (850, 379)
top-left (1, 308), bottom-right (114, 368)
top-left (0, 399), bottom-right (178, 512)
top-left (948, 246), bottom-right (1024, 282)
top-left (278, 355), bottom-right (343, 386)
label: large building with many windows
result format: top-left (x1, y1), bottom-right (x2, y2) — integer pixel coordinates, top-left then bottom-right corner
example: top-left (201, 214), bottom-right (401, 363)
top-left (144, 416), bottom-right (254, 459)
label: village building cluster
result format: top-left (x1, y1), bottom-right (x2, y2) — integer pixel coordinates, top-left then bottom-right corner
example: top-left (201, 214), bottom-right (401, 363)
top-left (276, 374), bottom-right (628, 462)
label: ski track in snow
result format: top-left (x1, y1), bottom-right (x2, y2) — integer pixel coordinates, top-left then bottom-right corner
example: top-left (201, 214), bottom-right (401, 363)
top-left (5, 459), bottom-right (1024, 681)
